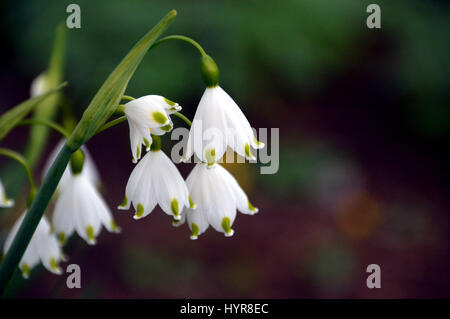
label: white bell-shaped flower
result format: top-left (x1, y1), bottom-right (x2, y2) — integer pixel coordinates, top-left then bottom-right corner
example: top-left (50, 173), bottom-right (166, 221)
top-left (175, 163), bottom-right (259, 239)
top-left (124, 95), bottom-right (181, 163)
top-left (118, 140), bottom-right (193, 221)
top-left (52, 150), bottom-right (120, 245)
top-left (0, 179), bottom-right (14, 208)
top-left (183, 86), bottom-right (264, 166)
top-left (3, 212), bottom-right (63, 278)
top-left (42, 140), bottom-right (100, 193)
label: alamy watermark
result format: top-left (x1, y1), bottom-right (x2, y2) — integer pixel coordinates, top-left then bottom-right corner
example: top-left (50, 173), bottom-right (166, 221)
top-left (169, 126), bottom-right (279, 175)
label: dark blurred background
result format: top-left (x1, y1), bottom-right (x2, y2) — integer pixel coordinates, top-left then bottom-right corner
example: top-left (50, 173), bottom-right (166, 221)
top-left (0, 0), bottom-right (449, 298)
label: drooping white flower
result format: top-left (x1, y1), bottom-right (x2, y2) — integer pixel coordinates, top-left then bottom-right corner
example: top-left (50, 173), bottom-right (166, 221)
top-left (183, 86), bottom-right (264, 166)
top-left (3, 212), bottom-right (63, 278)
top-left (42, 140), bottom-right (100, 192)
top-left (52, 172), bottom-right (120, 246)
top-left (118, 147), bottom-right (193, 221)
top-left (30, 73), bottom-right (48, 97)
top-left (175, 163), bottom-right (259, 239)
top-left (124, 95), bottom-right (181, 163)
top-left (0, 179), bottom-right (14, 208)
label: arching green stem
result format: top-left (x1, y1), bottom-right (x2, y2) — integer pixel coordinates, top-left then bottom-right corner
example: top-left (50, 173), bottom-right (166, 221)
top-left (95, 116), bottom-right (127, 135)
top-left (173, 112), bottom-right (192, 127)
top-left (18, 118), bottom-right (69, 138)
top-left (0, 148), bottom-right (36, 192)
top-left (152, 35), bottom-right (207, 57)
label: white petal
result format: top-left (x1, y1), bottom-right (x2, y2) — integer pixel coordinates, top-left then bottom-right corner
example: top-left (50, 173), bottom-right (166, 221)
top-left (218, 165), bottom-right (259, 215)
top-left (124, 96), bottom-right (170, 129)
top-left (185, 164), bottom-right (237, 237)
top-left (122, 151), bottom-right (158, 219)
top-left (42, 140), bottom-right (100, 191)
top-left (71, 176), bottom-right (103, 245)
top-left (152, 151), bottom-right (190, 220)
top-left (3, 212), bottom-right (47, 278)
top-left (53, 180), bottom-right (77, 244)
top-left (34, 216), bottom-right (63, 275)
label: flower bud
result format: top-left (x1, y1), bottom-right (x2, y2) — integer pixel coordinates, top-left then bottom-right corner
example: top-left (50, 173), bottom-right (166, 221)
top-left (200, 55), bottom-right (219, 87)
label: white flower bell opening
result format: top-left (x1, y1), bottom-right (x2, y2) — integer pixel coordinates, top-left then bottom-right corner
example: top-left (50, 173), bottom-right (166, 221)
top-left (52, 149), bottom-right (120, 245)
top-left (118, 139), bottom-right (193, 221)
top-left (124, 95), bottom-right (181, 163)
top-left (3, 212), bottom-right (63, 278)
top-left (176, 163), bottom-right (258, 240)
top-left (183, 86), bottom-right (264, 166)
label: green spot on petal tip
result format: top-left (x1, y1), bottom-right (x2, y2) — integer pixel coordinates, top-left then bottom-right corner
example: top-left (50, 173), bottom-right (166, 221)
top-left (205, 148), bottom-right (216, 166)
top-left (221, 217), bottom-right (233, 235)
top-left (119, 195), bottom-right (128, 208)
top-left (171, 198), bottom-right (179, 217)
top-left (136, 145), bottom-right (141, 159)
top-left (135, 203), bottom-right (144, 218)
top-left (110, 220), bottom-right (121, 233)
top-left (86, 225), bottom-right (95, 243)
top-left (189, 196), bottom-right (196, 209)
top-left (163, 97), bottom-right (176, 106)
top-left (191, 223), bottom-right (199, 239)
top-left (152, 111), bottom-right (168, 124)
top-left (248, 200), bottom-right (258, 213)
top-left (160, 124), bottom-right (172, 132)
top-left (245, 143), bottom-right (254, 159)
top-left (58, 232), bottom-right (66, 245)
top-left (143, 138), bottom-right (150, 149)
top-left (50, 257), bottom-right (59, 272)
top-left (22, 263), bottom-right (30, 278)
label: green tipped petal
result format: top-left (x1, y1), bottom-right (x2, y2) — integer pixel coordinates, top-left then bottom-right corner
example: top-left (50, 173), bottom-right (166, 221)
top-left (110, 219), bottom-right (121, 233)
top-left (188, 196), bottom-right (196, 209)
top-left (86, 226), bottom-right (96, 243)
top-left (135, 203), bottom-right (144, 218)
top-left (248, 200), bottom-right (258, 213)
top-left (190, 223), bottom-right (199, 240)
top-left (136, 145), bottom-right (141, 159)
top-left (143, 138), bottom-right (150, 150)
top-left (245, 143), bottom-right (255, 159)
top-left (50, 257), bottom-right (60, 272)
top-left (58, 232), bottom-right (66, 245)
top-left (22, 263), bottom-right (30, 278)
top-left (221, 217), bottom-right (233, 236)
top-left (160, 123), bottom-right (173, 132)
top-left (171, 198), bottom-right (179, 217)
top-left (119, 195), bottom-right (128, 208)
top-left (163, 97), bottom-right (176, 106)
top-left (205, 148), bottom-right (216, 166)
top-left (253, 136), bottom-right (264, 147)
top-left (152, 111), bottom-right (168, 124)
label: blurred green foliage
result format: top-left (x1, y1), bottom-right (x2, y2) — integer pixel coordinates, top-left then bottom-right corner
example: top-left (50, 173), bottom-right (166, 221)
top-left (2, 0), bottom-right (447, 137)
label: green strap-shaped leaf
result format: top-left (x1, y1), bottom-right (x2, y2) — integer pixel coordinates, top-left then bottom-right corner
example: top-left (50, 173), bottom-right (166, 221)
top-left (0, 83), bottom-right (67, 142)
top-left (67, 10), bottom-right (177, 149)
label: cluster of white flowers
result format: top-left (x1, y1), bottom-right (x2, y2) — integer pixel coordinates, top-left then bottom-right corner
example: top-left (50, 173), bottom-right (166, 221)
top-left (1, 56), bottom-right (264, 278)
top-left (120, 84), bottom-right (263, 240)
top-left (2, 141), bottom-right (120, 278)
